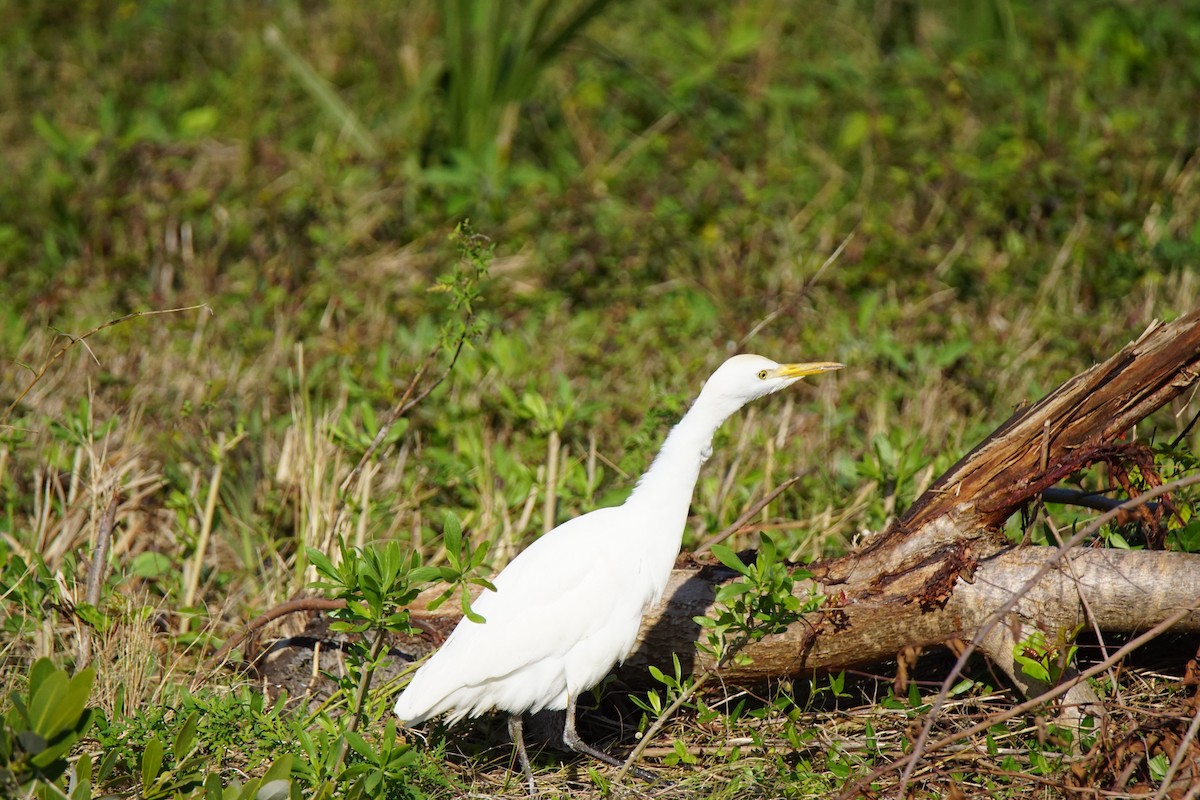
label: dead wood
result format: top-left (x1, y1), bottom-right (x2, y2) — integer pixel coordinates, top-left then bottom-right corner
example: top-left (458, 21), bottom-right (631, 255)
top-left (619, 548), bottom-right (1200, 686)
top-left (816, 309), bottom-right (1200, 588)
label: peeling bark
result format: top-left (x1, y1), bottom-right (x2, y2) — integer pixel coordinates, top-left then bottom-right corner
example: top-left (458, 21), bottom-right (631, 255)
top-left (618, 548), bottom-right (1200, 685)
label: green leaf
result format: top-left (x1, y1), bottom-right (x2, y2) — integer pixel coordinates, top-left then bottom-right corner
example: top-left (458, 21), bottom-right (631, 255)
top-left (461, 589), bottom-right (486, 624)
top-left (257, 755), bottom-right (293, 800)
top-left (388, 748), bottom-right (419, 769)
top-left (175, 710), bottom-right (200, 759)
top-left (130, 551), bottom-right (173, 579)
top-left (714, 583), bottom-right (750, 604)
top-left (17, 728), bottom-right (47, 756)
top-left (1168, 519), bottom-right (1200, 552)
top-left (1014, 655), bottom-right (1050, 683)
top-left (32, 113), bottom-right (73, 155)
top-left (28, 668), bottom-right (69, 737)
top-left (421, 584), bottom-right (450, 612)
top-left (1148, 752), bottom-right (1170, 782)
top-left (710, 544), bottom-right (750, 576)
top-left (306, 548), bottom-right (340, 584)
top-left (98, 748), bottom-right (120, 782)
top-left (30, 723), bottom-right (87, 768)
top-left (26, 658), bottom-right (56, 707)
top-left (838, 111), bottom-right (871, 153)
top-left (179, 106), bottom-right (219, 138)
top-left (758, 532), bottom-right (778, 567)
top-left (471, 538), bottom-right (492, 568)
top-left (142, 737), bottom-right (164, 787)
top-left (74, 602), bottom-right (108, 631)
top-left (41, 667), bottom-right (94, 739)
top-left (344, 731), bottom-right (373, 759)
top-left (407, 566), bottom-right (443, 584)
top-left (71, 753), bottom-right (94, 800)
top-left (443, 513), bottom-right (462, 559)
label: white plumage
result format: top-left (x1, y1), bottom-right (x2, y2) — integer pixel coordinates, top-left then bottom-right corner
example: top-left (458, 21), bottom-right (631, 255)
top-left (394, 354), bottom-right (842, 790)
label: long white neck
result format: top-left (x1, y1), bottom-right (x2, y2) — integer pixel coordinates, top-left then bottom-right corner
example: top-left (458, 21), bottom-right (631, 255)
top-left (626, 394), bottom-right (728, 509)
top-left (623, 392), bottom-right (738, 604)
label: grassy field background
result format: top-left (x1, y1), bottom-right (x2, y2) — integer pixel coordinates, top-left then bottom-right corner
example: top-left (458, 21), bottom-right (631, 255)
top-left (3, 1), bottom-right (1200, 797)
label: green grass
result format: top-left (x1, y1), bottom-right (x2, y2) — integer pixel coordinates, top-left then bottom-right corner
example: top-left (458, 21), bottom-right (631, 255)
top-left (3, 0), bottom-right (1200, 796)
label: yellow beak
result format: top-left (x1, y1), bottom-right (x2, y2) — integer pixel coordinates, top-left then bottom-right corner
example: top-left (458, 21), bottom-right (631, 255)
top-left (774, 361), bottom-right (844, 378)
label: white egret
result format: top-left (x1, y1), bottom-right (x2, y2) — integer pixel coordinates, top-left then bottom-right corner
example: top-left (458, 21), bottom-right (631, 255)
top-left (393, 354), bottom-right (842, 791)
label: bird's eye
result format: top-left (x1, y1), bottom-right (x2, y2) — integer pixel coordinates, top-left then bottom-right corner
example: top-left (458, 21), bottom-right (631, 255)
top-left (756, 370), bottom-right (768, 380)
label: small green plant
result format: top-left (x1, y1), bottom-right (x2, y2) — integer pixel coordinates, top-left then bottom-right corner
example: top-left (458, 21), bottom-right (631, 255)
top-left (439, 0), bottom-right (616, 165)
top-left (309, 542), bottom-right (433, 717)
top-left (0, 658), bottom-right (95, 798)
top-left (200, 755), bottom-right (295, 800)
top-left (629, 652), bottom-right (689, 726)
top-left (89, 687), bottom-right (310, 799)
top-left (699, 534), bottom-right (825, 667)
top-left (432, 222), bottom-right (492, 352)
top-left (0, 550), bottom-right (58, 641)
top-left (305, 513), bottom-right (493, 788)
top-left (340, 720), bottom-right (421, 800)
top-left (1013, 625), bottom-right (1082, 685)
top-left (132, 712), bottom-right (208, 799)
top-left (622, 535), bottom-right (826, 779)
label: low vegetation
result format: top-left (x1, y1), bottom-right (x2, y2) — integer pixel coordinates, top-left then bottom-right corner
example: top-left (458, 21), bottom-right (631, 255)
top-left (3, 1), bottom-right (1200, 796)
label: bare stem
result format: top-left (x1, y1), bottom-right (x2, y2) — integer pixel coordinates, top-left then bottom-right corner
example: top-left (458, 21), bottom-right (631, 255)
top-left (79, 492), bottom-right (120, 667)
top-left (3, 304), bottom-right (210, 426)
top-left (695, 472), bottom-right (809, 554)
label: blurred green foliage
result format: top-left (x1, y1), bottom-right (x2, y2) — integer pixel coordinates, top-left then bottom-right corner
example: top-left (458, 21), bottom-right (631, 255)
top-left (2, 0), bottom-right (1199, 795)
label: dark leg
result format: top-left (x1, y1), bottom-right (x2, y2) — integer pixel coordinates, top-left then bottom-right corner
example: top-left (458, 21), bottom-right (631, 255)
top-left (562, 695), bottom-right (658, 783)
top-left (508, 714), bottom-right (536, 796)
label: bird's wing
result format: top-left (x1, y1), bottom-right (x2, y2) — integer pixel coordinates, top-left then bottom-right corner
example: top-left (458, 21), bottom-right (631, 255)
top-left (395, 506), bottom-right (640, 721)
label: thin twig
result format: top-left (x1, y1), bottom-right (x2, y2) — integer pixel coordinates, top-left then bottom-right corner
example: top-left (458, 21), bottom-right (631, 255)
top-left (329, 628), bottom-right (393, 773)
top-left (1170, 399), bottom-right (1200, 449)
top-left (206, 597), bottom-right (347, 669)
top-left (894, 473), bottom-right (1200, 797)
top-left (739, 232), bottom-right (853, 347)
top-left (1042, 487), bottom-right (1159, 514)
top-left (1151, 693), bottom-right (1200, 800)
top-left (615, 630), bottom-right (754, 784)
top-left (79, 492), bottom-right (120, 667)
top-left (1044, 515), bottom-right (1122, 708)
top-left (616, 671), bottom-right (716, 783)
top-left (837, 472), bottom-right (1200, 800)
top-left (2, 304), bottom-right (210, 426)
top-left (842, 598), bottom-right (1200, 798)
top-left (337, 351), bottom-right (433, 498)
top-left (312, 328), bottom-right (470, 569)
top-left (695, 473), bottom-right (809, 555)
top-left (332, 333), bottom-right (470, 536)
top-left (85, 493), bottom-right (120, 608)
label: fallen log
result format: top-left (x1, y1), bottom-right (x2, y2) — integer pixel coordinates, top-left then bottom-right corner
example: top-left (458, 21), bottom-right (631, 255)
top-left (623, 547), bottom-right (1200, 684)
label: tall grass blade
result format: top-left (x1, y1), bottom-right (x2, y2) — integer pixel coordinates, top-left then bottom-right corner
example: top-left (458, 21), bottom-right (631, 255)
top-left (264, 25), bottom-right (382, 158)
